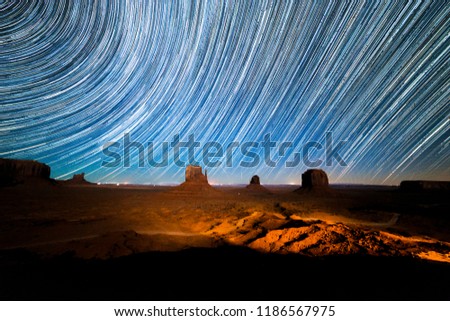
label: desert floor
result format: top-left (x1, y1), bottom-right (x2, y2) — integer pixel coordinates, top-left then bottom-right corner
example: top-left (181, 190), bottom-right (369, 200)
top-left (0, 183), bottom-right (449, 300)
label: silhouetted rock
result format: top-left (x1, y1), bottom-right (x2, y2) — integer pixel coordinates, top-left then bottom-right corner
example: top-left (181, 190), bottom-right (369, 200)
top-left (301, 169), bottom-right (329, 189)
top-left (249, 175), bottom-right (260, 185)
top-left (62, 173), bottom-right (93, 185)
top-left (295, 169), bottom-right (333, 195)
top-left (246, 175), bottom-right (271, 193)
top-left (0, 158), bottom-right (51, 186)
top-left (400, 180), bottom-right (450, 192)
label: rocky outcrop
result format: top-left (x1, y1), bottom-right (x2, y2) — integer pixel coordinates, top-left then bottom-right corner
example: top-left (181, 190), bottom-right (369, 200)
top-left (185, 165), bottom-right (208, 184)
top-left (0, 158), bottom-right (51, 186)
top-left (172, 165), bottom-right (217, 194)
top-left (295, 169), bottom-right (333, 195)
top-left (301, 169), bottom-right (329, 189)
top-left (249, 175), bottom-right (260, 185)
top-left (246, 175), bottom-right (270, 193)
top-left (400, 180), bottom-right (450, 192)
top-left (61, 173), bottom-right (93, 185)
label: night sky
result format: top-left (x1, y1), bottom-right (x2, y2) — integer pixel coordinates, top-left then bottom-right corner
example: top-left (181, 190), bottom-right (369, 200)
top-left (1, 1), bottom-right (449, 185)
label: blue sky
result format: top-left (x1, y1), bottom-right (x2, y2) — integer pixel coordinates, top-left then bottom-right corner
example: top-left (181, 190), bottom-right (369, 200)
top-left (1, 1), bottom-right (449, 185)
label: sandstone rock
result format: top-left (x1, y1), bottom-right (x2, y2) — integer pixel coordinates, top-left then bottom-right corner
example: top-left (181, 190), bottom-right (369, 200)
top-left (294, 169), bottom-right (333, 195)
top-left (185, 165), bottom-right (208, 184)
top-left (171, 165), bottom-right (218, 194)
top-left (0, 158), bottom-right (51, 186)
top-left (249, 175), bottom-right (260, 185)
top-left (72, 173), bottom-right (86, 182)
top-left (246, 175), bottom-right (270, 193)
top-left (301, 169), bottom-right (329, 189)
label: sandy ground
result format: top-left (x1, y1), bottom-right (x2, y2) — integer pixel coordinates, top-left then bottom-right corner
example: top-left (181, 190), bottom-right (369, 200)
top-left (0, 183), bottom-right (449, 299)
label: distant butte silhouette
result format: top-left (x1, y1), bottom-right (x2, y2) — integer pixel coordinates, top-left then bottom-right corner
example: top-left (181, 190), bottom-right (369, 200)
top-left (302, 169), bottom-right (329, 188)
top-left (295, 169), bottom-right (332, 194)
top-left (246, 175), bottom-right (271, 193)
top-left (400, 180), bottom-right (450, 192)
top-left (62, 173), bottom-right (93, 185)
top-left (0, 158), bottom-right (51, 186)
top-left (249, 175), bottom-right (260, 185)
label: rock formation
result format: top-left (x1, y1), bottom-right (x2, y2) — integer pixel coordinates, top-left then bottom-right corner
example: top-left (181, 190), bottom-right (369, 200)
top-left (295, 169), bottom-right (332, 195)
top-left (61, 173), bottom-right (93, 185)
top-left (249, 175), bottom-right (260, 185)
top-left (246, 175), bottom-right (270, 193)
top-left (301, 169), bottom-right (329, 188)
top-left (0, 158), bottom-right (51, 186)
top-left (400, 180), bottom-right (450, 192)
top-left (172, 165), bottom-right (217, 194)
top-left (185, 165), bottom-right (208, 184)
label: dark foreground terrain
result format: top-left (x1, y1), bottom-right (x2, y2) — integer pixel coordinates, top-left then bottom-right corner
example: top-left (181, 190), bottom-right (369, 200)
top-left (2, 245), bottom-right (450, 300)
top-left (0, 183), bottom-right (449, 300)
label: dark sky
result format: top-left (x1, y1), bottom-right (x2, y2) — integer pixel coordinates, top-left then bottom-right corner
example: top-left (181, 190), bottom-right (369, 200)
top-left (1, 1), bottom-right (449, 185)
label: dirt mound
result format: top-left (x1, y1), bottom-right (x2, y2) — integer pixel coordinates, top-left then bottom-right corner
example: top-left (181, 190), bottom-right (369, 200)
top-left (246, 184), bottom-right (271, 193)
top-left (172, 181), bottom-right (219, 194)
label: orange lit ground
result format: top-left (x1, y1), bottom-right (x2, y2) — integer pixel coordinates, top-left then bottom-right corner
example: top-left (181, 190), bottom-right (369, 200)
top-left (0, 183), bottom-right (449, 300)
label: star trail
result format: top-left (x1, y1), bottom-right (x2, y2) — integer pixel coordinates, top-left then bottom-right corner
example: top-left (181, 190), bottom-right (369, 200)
top-left (0, 1), bottom-right (449, 185)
